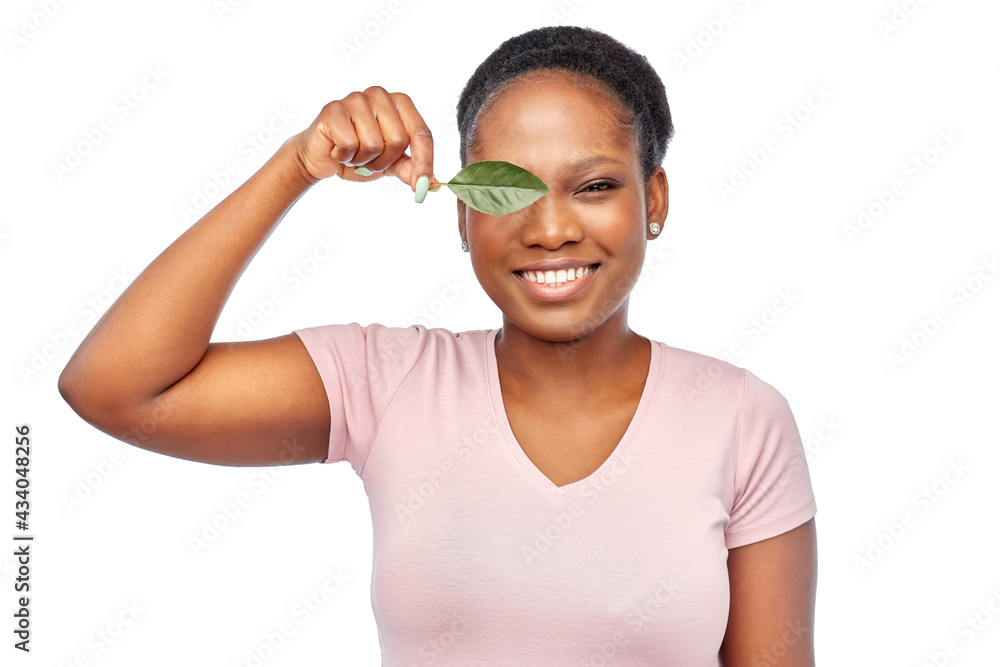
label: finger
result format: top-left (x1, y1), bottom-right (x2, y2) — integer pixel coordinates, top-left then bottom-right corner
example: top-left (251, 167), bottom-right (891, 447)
top-left (358, 87), bottom-right (410, 173)
top-left (384, 152), bottom-right (437, 189)
top-left (316, 101), bottom-right (361, 166)
top-left (391, 92), bottom-right (434, 192)
top-left (340, 91), bottom-right (384, 166)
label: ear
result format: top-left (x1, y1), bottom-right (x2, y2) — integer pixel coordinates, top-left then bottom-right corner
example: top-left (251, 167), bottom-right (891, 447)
top-left (645, 166), bottom-right (668, 238)
top-left (457, 197), bottom-right (468, 246)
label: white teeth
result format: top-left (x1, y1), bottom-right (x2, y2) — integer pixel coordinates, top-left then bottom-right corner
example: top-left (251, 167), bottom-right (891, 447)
top-left (518, 264), bottom-right (596, 285)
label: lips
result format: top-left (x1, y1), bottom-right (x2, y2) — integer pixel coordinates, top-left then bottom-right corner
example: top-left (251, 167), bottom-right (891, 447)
top-left (512, 263), bottom-right (599, 302)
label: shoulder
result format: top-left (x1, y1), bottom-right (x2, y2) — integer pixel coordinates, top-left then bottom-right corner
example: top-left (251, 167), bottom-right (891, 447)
top-left (652, 340), bottom-right (792, 407)
top-left (650, 340), bottom-right (800, 450)
top-left (293, 322), bottom-right (493, 376)
top-left (652, 340), bottom-right (747, 405)
top-left (294, 321), bottom-right (491, 345)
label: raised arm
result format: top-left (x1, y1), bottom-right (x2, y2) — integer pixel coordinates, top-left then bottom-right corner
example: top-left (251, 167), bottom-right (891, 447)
top-left (58, 87), bottom-right (435, 466)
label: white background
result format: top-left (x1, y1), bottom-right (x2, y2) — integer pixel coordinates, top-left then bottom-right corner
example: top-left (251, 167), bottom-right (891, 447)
top-left (3, 0), bottom-right (999, 665)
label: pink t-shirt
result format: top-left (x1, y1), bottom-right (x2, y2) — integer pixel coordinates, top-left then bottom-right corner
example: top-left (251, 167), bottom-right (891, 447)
top-left (293, 323), bottom-right (817, 665)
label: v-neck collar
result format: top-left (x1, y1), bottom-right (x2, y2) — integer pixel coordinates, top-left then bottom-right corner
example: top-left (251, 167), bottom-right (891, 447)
top-left (484, 327), bottom-right (662, 499)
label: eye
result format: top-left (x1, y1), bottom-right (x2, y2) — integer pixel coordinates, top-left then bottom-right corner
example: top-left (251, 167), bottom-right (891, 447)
top-left (579, 180), bottom-right (618, 194)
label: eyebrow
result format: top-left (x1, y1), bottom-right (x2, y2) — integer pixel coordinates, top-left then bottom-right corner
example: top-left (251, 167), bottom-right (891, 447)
top-left (565, 155), bottom-right (624, 173)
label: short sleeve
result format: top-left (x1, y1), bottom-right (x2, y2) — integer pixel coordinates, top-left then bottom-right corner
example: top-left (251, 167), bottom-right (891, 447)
top-left (293, 322), bottom-right (428, 475)
top-left (724, 368), bottom-right (817, 549)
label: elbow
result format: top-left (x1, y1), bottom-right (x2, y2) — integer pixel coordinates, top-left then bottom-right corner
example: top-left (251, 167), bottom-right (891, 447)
top-left (59, 362), bottom-right (171, 452)
top-left (58, 363), bottom-right (85, 415)
top-left (58, 364), bottom-right (102, 428)
top-left (58, 362), bottom-right (122, 431)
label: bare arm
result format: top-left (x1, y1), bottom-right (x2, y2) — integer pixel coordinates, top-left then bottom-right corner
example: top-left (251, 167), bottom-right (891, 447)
top-left (718, 518), bottom-right (818, 666)
top-left (58, 87), bottom-right (435, 466)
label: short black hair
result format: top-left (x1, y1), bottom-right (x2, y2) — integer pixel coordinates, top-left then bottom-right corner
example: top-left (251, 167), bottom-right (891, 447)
top-left (457, 26), bottom-right (674, 182)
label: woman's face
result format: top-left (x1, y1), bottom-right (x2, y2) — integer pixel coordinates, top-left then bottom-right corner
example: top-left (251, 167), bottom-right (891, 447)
top-left (460, 70), bottom-right (668, 344)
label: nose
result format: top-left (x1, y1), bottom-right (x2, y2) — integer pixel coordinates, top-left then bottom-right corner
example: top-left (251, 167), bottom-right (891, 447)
top-left (516, 194), bottom-right (584, 250)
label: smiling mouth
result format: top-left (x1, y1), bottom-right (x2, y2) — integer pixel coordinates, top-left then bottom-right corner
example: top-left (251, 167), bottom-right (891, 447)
top-left (513, 263), bottom-right (600, 288)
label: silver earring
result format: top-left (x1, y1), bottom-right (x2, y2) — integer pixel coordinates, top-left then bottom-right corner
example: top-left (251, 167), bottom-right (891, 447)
top-left (461, 240), bottom-right (469, 252)
top-left (648, 222), bottom-right (661, 235)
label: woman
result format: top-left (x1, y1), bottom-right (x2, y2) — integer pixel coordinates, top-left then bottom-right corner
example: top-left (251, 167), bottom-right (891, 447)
top-left (60, 25), bottom-right (817, 665)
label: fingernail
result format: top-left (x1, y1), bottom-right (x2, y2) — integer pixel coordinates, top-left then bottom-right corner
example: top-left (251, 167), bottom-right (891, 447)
top-left (354, 167), bottom-right (374, 176)
top-left (415, 175), bottom-right (429, 204)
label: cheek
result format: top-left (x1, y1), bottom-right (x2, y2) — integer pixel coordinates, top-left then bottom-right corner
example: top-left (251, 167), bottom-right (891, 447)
top-left (467, 214), bottom-right (491, 251)
top-left (467, 217), bottom-right (508, 280)
top-left (468, 212), bottom-right (516, 253)
top-left (587, 194), bottom-right (646, 238)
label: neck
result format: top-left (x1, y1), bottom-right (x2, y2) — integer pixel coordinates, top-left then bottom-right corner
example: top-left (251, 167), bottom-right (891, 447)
top-left (494, 313), bottom-right (650, 405)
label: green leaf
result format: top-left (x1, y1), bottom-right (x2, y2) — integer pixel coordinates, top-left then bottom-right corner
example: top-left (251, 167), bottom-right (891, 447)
top-left (445, 160), bottom-right (549, 216)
